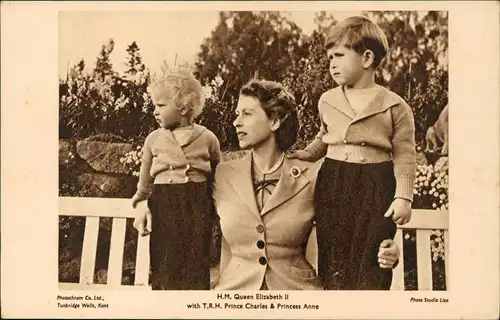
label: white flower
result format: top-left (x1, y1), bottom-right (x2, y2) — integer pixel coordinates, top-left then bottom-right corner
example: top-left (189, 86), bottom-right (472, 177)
top-left (214, 75), bottom-right (224, 87)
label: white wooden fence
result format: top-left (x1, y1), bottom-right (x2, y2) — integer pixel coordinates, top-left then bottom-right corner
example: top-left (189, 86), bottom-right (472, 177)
top-left (58, 196), bottom-right (449, 291)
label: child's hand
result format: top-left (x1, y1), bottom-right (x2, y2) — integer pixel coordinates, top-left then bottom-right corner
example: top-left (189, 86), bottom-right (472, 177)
top-left (287, 150), bottom-right (312, 161)
top-left (133, 200), bottom-right (152, 237)
top-left (131, 194), bottom-right (141, 209)
top-left (384, 198), bottom-right (412, 225)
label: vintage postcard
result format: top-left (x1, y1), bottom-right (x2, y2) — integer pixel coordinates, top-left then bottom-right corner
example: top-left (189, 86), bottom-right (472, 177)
top-left (1, 1), bottom-right (499, 319)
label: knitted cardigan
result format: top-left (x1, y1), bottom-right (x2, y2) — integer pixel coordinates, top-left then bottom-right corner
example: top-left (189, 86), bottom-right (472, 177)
top-left (133, 124), bottom-right (221, 202)
top-left (305, 86), bottom-right (417, 201)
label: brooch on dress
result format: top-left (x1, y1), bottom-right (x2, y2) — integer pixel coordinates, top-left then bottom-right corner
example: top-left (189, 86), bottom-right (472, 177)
top-left (289, 166), bottom-right (302, 179)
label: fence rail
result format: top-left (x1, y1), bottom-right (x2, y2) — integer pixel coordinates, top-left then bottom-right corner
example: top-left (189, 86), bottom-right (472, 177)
top-left (58, 196), bottom-right (449, 291)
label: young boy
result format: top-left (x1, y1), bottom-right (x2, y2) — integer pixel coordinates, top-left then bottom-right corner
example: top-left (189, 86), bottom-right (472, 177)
top-left (292, 16), bottom-right (416, 290)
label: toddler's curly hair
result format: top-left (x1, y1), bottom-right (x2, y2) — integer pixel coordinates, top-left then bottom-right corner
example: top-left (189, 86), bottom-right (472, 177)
top-left (148, 66), bottom-right (205, 122)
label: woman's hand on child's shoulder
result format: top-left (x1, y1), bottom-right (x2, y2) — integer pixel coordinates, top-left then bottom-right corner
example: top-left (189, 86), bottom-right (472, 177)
top-left (287, 150), bottom-right (312, 161)
top-left (384, 198), bottom-right (412, 225)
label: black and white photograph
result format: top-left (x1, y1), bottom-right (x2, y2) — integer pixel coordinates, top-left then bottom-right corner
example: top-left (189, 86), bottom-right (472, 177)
top-left (57, 9), bottom-right (449, 292)
top-left (1, 1), bottom-right (499, 319)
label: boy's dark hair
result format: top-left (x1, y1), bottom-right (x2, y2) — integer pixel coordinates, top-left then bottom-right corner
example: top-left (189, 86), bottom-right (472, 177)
top-left (240, 79), bottom-right (299, 152)
top-left (325, 16), bottom-right (389, 68)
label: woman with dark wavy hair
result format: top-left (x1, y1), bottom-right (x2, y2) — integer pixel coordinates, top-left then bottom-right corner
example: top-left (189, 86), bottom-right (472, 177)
top-left (211, 79), bottom-right (400, 290)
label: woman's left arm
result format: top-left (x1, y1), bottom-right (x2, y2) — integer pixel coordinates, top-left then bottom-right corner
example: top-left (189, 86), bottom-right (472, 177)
top-left (378, 239), bottom-right (400, 269)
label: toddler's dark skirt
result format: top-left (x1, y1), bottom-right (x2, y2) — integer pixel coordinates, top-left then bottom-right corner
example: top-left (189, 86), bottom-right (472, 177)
top-left (315, 158), bottom-right (397, 290)
top-left (147, 182), bottom-right (212, 290)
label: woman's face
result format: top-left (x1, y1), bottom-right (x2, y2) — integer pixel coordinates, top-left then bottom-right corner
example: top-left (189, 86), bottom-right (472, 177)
top-left (233, 95), bottom-right (276, 150)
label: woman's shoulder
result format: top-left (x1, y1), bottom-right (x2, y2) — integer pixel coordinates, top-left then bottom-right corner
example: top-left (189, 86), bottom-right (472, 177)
top-left (215, 152), bottom-right (250, 177)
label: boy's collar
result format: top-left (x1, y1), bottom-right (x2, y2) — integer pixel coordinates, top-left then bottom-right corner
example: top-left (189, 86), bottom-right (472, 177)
top-left (323, 86), bottom-right (400, 122)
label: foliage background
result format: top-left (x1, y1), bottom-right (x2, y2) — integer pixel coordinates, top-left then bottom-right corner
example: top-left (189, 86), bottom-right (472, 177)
top-left (60, 11), bottom-right (448, 151)
top-left (59, 11), bottom-right (449, 290)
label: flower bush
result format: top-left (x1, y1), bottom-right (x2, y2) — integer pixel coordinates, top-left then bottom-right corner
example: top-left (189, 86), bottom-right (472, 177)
top-left (412, 155), bottom-right (448, 264)
top-left (120, 145), bottom-right (143, 176)
top-left (198, 75), bottom-right (240, 152)
top-left (413, 156), bottom-right (449, 210)
top-left (430, 229), bottom-right (446, 261)
top-left (59, 65), bottom-right (156, 144)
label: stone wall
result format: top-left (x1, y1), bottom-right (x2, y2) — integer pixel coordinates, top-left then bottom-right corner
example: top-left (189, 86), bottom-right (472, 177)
top-left (59, 139), bottom-right (141, 284)
top-left (59, 139), bottom-right (138, 198)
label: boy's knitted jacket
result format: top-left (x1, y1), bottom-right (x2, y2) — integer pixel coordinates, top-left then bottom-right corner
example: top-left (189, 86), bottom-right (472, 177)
top-left (305, 85), bottom-right (417, 201)
top-left (133, 124), bottom-right (221, 202)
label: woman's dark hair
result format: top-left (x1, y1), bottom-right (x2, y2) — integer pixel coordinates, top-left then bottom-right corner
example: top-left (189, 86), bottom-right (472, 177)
top-left (240, 79), bottom-right (299, 152)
